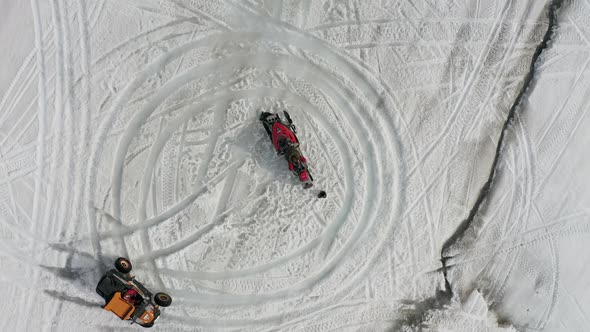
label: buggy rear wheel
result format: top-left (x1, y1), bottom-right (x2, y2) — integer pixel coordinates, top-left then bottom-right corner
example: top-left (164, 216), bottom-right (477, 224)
top-left (114, 257), bottom-right (132, 273)
top-left (154, 292), bottom-right (172, 307)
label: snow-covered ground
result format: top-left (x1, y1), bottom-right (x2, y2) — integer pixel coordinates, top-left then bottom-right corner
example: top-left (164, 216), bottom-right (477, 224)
top-left (0, 0), bottom-right (587, 331)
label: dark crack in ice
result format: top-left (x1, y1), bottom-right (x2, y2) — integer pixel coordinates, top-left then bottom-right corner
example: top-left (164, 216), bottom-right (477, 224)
top-left (439, 0), bottom-right (565, 298)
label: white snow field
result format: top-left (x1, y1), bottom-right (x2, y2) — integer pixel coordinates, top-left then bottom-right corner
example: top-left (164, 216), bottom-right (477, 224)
top-left (0, 0), bottom-right (587, 331)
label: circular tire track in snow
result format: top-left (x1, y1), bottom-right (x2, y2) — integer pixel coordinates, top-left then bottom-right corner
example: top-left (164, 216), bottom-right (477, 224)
top-left (88, 23), bottom-right (405, 325)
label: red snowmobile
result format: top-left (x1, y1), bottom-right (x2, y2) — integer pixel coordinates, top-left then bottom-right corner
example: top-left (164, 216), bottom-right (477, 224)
top-left (260, 111), bottom-right (313, 188)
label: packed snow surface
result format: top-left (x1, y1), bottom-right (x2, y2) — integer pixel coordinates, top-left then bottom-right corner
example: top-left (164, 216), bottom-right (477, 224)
top-left (0, 0), bottom-right (588, 331)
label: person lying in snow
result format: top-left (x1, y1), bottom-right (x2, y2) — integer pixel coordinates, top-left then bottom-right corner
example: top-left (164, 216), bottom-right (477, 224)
top-left (286, 148), bottom-right (311, 184)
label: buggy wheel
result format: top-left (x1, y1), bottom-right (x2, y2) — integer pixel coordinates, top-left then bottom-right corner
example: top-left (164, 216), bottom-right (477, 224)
top-left (114, 257), bottom-right (132, 273)
top-left (154, 292), bottom-right (172, 307)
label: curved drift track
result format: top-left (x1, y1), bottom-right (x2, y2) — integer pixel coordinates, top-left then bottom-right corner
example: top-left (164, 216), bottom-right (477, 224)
top-left (88, 24), bottom-right (406, 326)
top-left (1, 0), bottom-right (589, 331)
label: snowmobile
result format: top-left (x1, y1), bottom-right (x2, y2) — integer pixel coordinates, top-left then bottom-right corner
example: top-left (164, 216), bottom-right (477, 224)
top-left (260, 111), bottom-right (313, 188)
top-left (96, 257), bottom-right (172, 328)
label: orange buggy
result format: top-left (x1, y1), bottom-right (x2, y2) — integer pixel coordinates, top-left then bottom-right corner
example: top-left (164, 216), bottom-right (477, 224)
top-left (96, 257), bottom-right (172, 328)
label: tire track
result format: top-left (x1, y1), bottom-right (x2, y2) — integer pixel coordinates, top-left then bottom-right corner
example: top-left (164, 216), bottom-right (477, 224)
top-left (535, 53), bottom-right (590, 152)
top-left (445, 210), bottom-right (584, 268)
top-left (42, 0), bottom-right (66, 244)
top-left (381, 0), bottom-right (443, 262)
top-left (46, 1), bottom-right (79, 325)
top-left (308, 17), bottom-right (500, 33)
top-left (407, 0), bottom-right (512, 180)
top-left (0, 97), bottom-right (41, 150)
top-left (0, 22), bottom-right (98, 158)
top-left (497, 115), bottom-right (535, 243)
top-left (0, 18), bottom-right (56, 126)
top-left (0, 61), bottom-right (39, 126)
top-left (20, 1), bottom-right (51, 330)
top-left (534, 91), bottom-right (590, 197)
top-left (169, 0), bottom-right (232, 31)
top-left (70, 0), bottom-right (92, 233)
top-left (0, 0), bottom-right (101, 124)
top-left (536, 235), bottom-right (559, 329)
top-left (22, 0), bottom-right (48, 228)
top-left (300, 0), bottom-right (312, 28)
top-left (0, 0), bottom-right (102, 127)
top-left (140, 117), bottom-right (168, 289)
top-left (52, 0), bottom-right (76, 238)
top-left (134, 159), bottom-right (243, 265)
